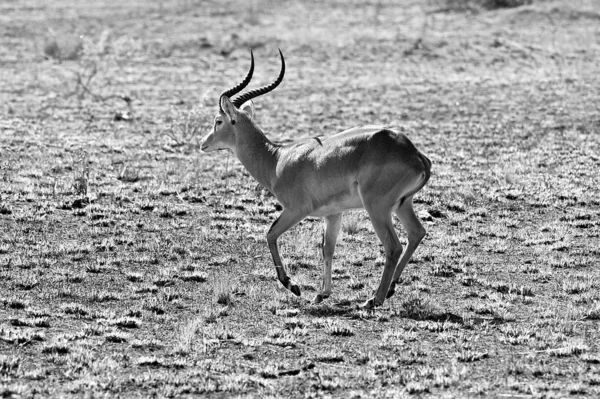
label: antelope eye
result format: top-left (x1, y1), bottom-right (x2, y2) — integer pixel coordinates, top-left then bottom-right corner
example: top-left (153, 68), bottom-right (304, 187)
top-left (215, 120), bottom-right (223, 126)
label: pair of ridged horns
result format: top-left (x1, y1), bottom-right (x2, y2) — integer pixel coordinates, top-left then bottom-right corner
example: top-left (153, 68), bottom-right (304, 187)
top-left (219, 49), bottom-right (285, 110)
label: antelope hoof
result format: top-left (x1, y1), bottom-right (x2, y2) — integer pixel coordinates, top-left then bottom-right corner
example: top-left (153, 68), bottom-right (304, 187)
top-left (386, 282), bottom-right (397, 299)
top-left (279, 279), bottom-right (301, 296)
top-left (359, 297), bottom-right (381, 310)
top-left (313, 293), bottom-right (330, 304)
top-left (289, 283), bottom-right (301, 297)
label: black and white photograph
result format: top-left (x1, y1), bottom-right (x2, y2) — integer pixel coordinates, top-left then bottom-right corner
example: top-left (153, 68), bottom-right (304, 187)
top-left (1, 0), bottom-right (599, 397)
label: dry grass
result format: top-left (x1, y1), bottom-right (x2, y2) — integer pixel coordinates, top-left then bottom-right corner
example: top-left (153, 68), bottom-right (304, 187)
top-left (1, 0), bottom-right (600, 397)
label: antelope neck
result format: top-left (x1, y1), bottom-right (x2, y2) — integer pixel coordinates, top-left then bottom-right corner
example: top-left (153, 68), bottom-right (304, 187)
top-left (235, 123), bottom-right (280, 193)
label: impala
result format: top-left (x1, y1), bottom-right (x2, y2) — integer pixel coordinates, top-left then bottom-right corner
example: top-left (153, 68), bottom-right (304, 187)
top-left (201, 50), bottom-right (431, 308)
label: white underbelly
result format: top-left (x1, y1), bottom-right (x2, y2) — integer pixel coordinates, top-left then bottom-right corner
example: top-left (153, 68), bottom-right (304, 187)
top-left (309, 195), bottom-right (364, 217)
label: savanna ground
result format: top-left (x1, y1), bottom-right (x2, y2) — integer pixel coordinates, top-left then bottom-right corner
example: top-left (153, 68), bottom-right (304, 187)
top-left (1, 0), bottom-right (600, 397)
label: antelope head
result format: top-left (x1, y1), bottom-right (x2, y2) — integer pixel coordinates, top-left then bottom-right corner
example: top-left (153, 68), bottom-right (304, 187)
top-left (201, 50), bottom-right (285, 154)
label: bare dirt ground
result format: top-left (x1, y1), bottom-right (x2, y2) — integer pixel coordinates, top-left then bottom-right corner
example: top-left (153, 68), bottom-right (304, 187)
top-left (1, 0), bottom-right (600, 397)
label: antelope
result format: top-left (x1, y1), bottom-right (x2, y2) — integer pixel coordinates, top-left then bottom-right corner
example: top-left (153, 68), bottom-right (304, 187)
top-left (201, 50), bottom-right (431, 308)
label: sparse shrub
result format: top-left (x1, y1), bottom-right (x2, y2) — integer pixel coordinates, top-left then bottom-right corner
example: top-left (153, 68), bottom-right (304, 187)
top-left (441, 0), bottom-right (532, 11)
top-left (85, 262), bottom-right (104, 273)
top-left (499, 324), bottom-right (535, 345)
top-left (158, 207), bottom-right (173, 218)
top-left (180, 271), bottom-right (208, 283)
top-left (470, 208), bottom-right (488, 217)
top-left (41, 341), bottom-right (70, 355)
top-left (43, 36), bottom-right (61, 60)
top-left (400, 291), bottom-right (440, 320)
top-left (136, 356), bottom-right (164, 367)
top-left (72, 149), bottom-right (91, 197)
top-left (117, 164), bottom-right (141, 183)
top-left (179, 263), bottom-right (197, 272)
top-left (314, 349), bottom-right (345, 363)
top-left (265, 335), bottom-right (297, 347)
top-left (26, 309), bottom-right (50, 319)
top-left (475, 276), bottom-right (534, 297)
top-left (2, 296), bottom-right (28, 310)
top-left (275, 308), bottom-right (300, 317)
top-left (581, 353), bottom-right (600, 364)
top-left (164, 107), bottom-right (204, 149)
top-left (461, 274), bottom-right (479, 286)
top-left (447, 201), bottom-right (466, 213)
top-left (160, 287), bottom-right (181, 302)
top-left (482, 0), bottom-right (532, 9)
top-left (456, 349), bottom-right (489, 362)
top-left (550, 340), bottom-right (589, 357)
top-left (105, 331), bottom-right (129, 343)
top-left (111, 317), bottom-right (141, 329)
top-left (216, 328), bottom-right (237, 341)
top-left (87, 289), bottom-right (119, 302)
top-left (65, 273), bottom-right (85, 284)
top-left (139, 202), bottom-right (155, 212)
top-left (135, 284), bottom-right (159, 294)
top-left (0, 355), bottom-right (20, 376)
top-left (342, 213), bottom-right (361, 235)
top-left (126, 308), bottom-right (143, 318)
top-left (264, 329), bottom-right (296, 347)
top-left (83, 324), bottom-right (105, 337)
top-left (259, 364), bottom-right (280, 379)
top-left (0, 327), bottom-right (45, 344)
top-left (173, 318), bottom-right (202, 355)
top-left (405, 381), bottom-right (430, 394)
top-left (418, 320), bottom-right (461, 333)
top-left (61, 303), bottom-right (89, 317)
top-left (585, 304), bottom-right (600, 320)
top-left (326, 320), bottom-right (354, 336)
top-left (348, 278), bottom-right (365, 290)
top-left (212, 275), bottom-right (234, 306)
top-left (431, 263), bottom-right (455, 278)
top-left (13, 276), bottom-right (39, 291)
top-left (143, 299), bottom-right (165, 315)
top-left (42, 31), bottom-right (83, 61)
top-left (126, 272), bottom-right (144, 282)
top-left (11, 317), bottom-right (50, 328)
top-left (204, 309), bottom-right (219, 324)
top-left (562, 277), bottom-right (594, 295)
top-left (283, 318), bottom-right (306, 330)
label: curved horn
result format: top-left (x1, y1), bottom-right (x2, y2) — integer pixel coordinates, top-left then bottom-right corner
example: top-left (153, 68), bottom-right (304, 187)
top-left (232, 49), bottom-right (285, 108)
top-left (219, 50), bottom-right (254, 110)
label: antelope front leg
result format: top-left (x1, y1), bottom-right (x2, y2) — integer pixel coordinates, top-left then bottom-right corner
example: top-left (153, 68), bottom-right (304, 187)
top-left (313, 214), bottom-right (342, 304)
top-left (267, 209), bottom-right (306, 296)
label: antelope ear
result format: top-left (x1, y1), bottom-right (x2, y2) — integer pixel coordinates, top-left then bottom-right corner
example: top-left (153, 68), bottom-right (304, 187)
top-left (220, 96), bottom-right (238, 125)
top-left (241, 101), bottom-right (255, 118)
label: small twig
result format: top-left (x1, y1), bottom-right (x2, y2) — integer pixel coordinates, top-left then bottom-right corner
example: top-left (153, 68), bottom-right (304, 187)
top-left (62, 63), bottom-right (132, 105)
